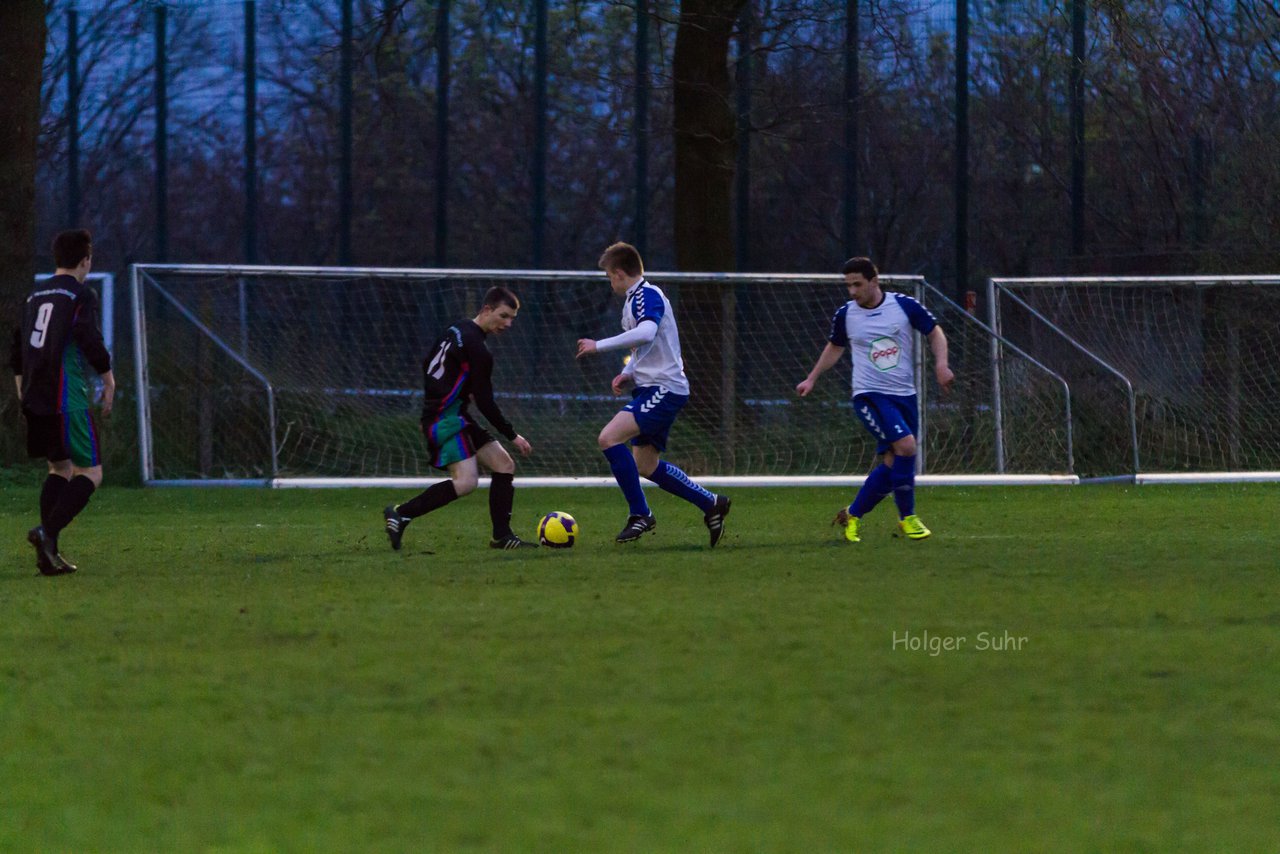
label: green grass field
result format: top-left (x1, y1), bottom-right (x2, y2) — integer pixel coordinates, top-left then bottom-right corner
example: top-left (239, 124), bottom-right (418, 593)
top-left (3, 482), bottom-right (1279, 851)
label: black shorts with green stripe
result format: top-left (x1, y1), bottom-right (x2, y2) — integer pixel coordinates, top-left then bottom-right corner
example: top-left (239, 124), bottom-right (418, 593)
top-left (422, 406), bottom-right (495, 471)
top-left (24, 408), bottom-right (102, 468)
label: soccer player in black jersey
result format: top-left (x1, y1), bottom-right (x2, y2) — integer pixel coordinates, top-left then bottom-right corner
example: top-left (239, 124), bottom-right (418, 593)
top-left (383, 286), bottom-right (538, 551)
top-left (10, 229), bottom-right (116, 576)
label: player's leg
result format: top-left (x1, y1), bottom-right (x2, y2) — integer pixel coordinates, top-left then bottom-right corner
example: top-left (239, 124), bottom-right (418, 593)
top-left (29, 458), bottom-right (73, 575)
top-left (22, 410), bottom-right (73, 574)
top-left (384, 416), bottom-right (477, 550)
top-left (886, 433), bottom-right (918, 516)
top-left (41, 458), bottom-right (72, 531)
top-left (598, 409), bottom-right (654, 541)
top-left (879, 397), bottom-right (929, 539)
top-left (630, 398), bottom-right (731, 547)
top-left (475, 440), bottom-right (536, 549)
top-left (888, 434), bottom-right (929, 539)
top-left (40, 410), bottom-right (103, 572)
top-left (384, 456), bottom-right (477, 549)
top-left (838, 395), bottom-right (895, 542)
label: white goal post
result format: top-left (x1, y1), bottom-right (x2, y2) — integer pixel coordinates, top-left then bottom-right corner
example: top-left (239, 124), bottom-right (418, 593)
top-left (131, 264), bottom-right (1078, 487)
top-left (989, 275), bottom-right (1280, 484)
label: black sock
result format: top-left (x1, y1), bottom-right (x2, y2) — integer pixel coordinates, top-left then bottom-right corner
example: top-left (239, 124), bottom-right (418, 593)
top-left (40, 474), bottom-right (69, 530)
top-left (396, 480), bottom-right (458, 519)
top-left (45, 475), bottom-right (96, 540)
top-left (489, 473), bottom-right (515, 539)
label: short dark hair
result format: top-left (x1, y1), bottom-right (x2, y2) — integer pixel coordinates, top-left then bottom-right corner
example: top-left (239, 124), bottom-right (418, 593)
top-left (483, 286), bottom-right (520, 311)
top-left (598, 242), bottom-right (644, 277)
top-left (841, 256), bottom-right (878, 280)
top-left (53, 229), bottom-right (93, 269)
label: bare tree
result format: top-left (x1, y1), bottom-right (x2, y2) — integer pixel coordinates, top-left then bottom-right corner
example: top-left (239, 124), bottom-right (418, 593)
top-left (0, 0), bottom-right (47, 458)
top-left (671, 0), bottom-right (745, 429)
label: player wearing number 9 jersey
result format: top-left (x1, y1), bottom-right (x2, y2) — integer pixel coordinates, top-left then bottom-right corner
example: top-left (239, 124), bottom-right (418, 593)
top-left (382, 286), bottom-right (539, 552)
top-left (9, 229), bottom-right (116, 575)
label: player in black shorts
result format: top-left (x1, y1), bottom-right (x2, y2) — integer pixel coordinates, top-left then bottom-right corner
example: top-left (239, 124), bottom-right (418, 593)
top-left (383, 286), bottom-right (537, 551)
top-left (10, 229), bottom-right (116, 576)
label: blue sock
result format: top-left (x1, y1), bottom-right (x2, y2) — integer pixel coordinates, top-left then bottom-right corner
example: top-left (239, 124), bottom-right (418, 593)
top-left (604, 444), bottom-right (651, 517)
top-left (849, 464), bottom-right (893, 518)
top-left (891, 454), bottom-right (916, 518)
top-left (646, 460), bottom-right (717, 513)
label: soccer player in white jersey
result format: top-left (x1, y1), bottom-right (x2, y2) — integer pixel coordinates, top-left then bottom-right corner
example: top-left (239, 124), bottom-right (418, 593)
top-left (576, 242), bottom-right (732, 546)
top-left (796, 257), bottom-right (954, 541)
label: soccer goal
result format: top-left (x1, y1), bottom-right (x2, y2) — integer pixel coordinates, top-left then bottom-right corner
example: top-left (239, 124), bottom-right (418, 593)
top-left (131, 264), bottom-right (1077, 487)
top-left (989, 275), bottom-right (1280, 483)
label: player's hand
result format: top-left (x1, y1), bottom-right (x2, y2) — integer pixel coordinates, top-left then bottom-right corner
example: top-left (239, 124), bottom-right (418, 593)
top-left (935, 366), bottom-right (955, 394)
top-left (513, 434), bottom-right (532, 456)
top-left (100, 373), bottom-right (116, 418)
top-left (795, 378), bottom-right (816, 397)
top-left (611, 373), bottom-right (632, 396)
top-left (576, 339), bottom-right (598, 358)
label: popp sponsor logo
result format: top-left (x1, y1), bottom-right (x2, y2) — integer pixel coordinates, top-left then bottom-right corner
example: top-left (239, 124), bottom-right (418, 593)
top-left (869, 336), bottom-right (901, 371)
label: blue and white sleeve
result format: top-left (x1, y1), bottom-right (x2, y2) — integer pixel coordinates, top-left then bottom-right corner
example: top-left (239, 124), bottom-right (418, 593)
top-left (631, 286), bottom-right (666, 326)
top-left (827, 304), bottom-right (850, 347)
top-left (895, 294), bottom-right (938, 335)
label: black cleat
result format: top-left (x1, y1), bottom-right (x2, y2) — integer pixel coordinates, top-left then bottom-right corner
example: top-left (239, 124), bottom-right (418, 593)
top-left (28, 527), bottom-right (51, 574)
top-left (615, 514), bottom-right (657, 543)
top-left (29, 527), bottom-right (75, 576)
top-left (703, 495), bottom-right (732, 548)
top-left (384, 505), bottom-right (410, 551)
top-left (489, 534), bottom-right (539, 550)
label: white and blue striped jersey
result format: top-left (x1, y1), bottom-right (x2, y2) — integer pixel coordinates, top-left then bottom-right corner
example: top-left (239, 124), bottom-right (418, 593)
top-left (621, 279), bottom-right (690, 395)
top-left (828, 292), bottom-right (938, 397)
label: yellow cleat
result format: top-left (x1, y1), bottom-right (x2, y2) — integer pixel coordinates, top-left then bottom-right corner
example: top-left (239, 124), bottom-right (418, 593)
top-left (832, 508), bottom-right (861, 543)
top-left (898, 514), bottom-right (931, 540)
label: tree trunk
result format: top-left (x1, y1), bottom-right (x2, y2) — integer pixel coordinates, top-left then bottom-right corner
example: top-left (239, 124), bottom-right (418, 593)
top-left (673, 0), bottom-right (744, 447)
top-left (0, 0), bottom-right (46, 458)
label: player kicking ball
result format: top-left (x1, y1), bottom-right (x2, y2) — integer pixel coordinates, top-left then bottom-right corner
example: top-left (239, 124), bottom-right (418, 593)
top-left (577, 242), bottom-right (730, 546)
top-left (383, 286), bottom-right (537, 551)
top-left (796, 257), bottom-right (954, 542)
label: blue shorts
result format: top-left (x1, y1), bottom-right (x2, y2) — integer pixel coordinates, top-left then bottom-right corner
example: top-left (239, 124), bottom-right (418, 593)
top-left (622, 385), bottom-right (688, 451)
top-left (853, 392), bottom-right (918, 454)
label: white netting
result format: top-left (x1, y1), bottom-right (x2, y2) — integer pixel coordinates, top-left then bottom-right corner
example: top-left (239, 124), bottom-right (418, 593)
top-left (993, 276), bottom-right (1280, 476)
top-left (132, 265), bottom-right (1073, 483)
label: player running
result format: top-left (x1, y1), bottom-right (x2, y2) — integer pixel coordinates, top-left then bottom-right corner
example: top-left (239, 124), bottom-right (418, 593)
top-left (383, 286), bottom-right (537, 551)
top-left (10, 229), bottom-right (116, 575)
top-left (796, 257), bottom-right (954, 542)
top-left (576, 242), bottom-right (731, 546)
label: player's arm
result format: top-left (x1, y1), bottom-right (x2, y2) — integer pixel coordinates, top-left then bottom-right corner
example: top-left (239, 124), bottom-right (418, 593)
top-left (98, 369), bottom-right (116, 417)
top-left (927, 326), bottom-right (955, 393)
top-left (465, 339), bottom-right (520, 444)
top-left (796, 343), bottom-right (846, 397)
top-left (611, 350), bottom-right (639, 395)
top-left (576, 320), bottom-right (657, 358)
top-left (9, 326), bottom-right (22, 401)
top-left (798, 303), bottom-right (851, 396)
top-left (896, 294), bottom-right (953, 392)
top-left (70, 295), bottom-right (115, 414)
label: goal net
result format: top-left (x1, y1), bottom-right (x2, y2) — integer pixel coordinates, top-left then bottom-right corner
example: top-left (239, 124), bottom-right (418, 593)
top-left (991, 276), bottom-right (1280, 481)
top-left (131, 265), bottom-right (1074, 486)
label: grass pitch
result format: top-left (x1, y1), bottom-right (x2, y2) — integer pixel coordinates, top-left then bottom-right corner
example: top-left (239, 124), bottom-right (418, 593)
top-left (2, 482), bottom-right (1278, 851)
